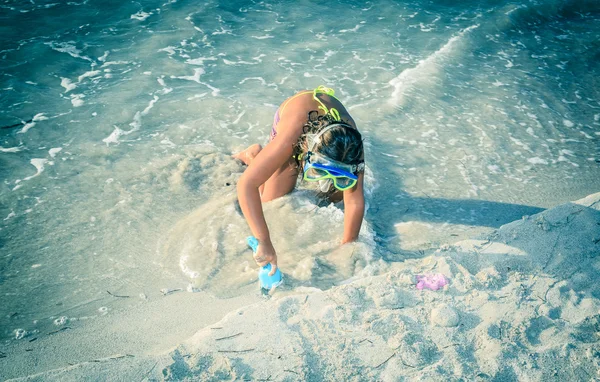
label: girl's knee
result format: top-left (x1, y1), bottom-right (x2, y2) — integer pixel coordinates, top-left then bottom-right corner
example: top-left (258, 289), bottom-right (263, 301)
top-left (234, 144), bottom-right (262, 165)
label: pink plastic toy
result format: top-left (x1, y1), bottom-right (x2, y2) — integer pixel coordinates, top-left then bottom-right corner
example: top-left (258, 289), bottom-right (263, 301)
top-left (415, 273), bottom-right (449, 291)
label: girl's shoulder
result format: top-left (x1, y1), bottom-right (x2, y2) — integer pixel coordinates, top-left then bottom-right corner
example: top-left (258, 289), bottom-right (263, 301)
top-left (279, 90), bottom-right (314, 114)
top-left (279, 88), bottom-right (358, 133)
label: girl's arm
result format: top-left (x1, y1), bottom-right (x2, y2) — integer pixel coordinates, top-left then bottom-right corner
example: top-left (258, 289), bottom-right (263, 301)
top-left (341, 172), bottom-right (365, 243)
top-left (236, 114), bottom-right (304, 255)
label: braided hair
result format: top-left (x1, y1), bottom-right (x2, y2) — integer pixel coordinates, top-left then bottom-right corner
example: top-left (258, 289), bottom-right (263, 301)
top-left (293, 111), bottom-right (363, 165)
top-left (293, 111), bottom-right (364, 196)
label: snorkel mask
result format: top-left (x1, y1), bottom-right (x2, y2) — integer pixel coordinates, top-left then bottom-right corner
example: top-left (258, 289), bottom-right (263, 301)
top-left (302, 123), bottom-right (364, 192)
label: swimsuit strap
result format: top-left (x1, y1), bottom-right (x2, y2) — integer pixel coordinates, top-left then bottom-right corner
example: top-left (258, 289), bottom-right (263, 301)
top-left (312, 85), bottom-right (341, 121)
top-left (279, 85), bottom-right (341, 120)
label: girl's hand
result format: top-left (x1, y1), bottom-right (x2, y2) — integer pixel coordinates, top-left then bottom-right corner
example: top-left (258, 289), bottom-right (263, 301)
top-left (253, 240), bottom-right (278, 276)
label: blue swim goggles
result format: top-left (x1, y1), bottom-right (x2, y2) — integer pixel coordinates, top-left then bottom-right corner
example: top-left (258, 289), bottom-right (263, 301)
top-left (302, 151), bottom-right (362, 191)
top-left (301, 122), bottom-right (364, 191)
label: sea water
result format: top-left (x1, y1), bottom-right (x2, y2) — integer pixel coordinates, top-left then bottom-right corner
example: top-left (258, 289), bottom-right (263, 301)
top-left (1, 0), bottom-right (599, 340)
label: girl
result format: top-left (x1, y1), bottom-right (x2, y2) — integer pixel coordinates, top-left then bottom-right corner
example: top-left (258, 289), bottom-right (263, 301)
top-left (235, 86), bottom-right (365, 275)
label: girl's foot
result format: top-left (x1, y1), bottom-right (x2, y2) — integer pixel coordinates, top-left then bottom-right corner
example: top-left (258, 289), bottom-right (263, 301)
top-left (233, 144), bottom-right (262, 165)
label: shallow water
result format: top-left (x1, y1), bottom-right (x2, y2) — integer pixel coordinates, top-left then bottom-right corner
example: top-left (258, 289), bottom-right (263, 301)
top-left (1, 0), bottom-right (599, 341)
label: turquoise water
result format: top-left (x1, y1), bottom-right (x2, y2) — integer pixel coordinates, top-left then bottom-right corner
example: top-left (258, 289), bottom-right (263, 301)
top-left (1, 0), bottom-right (599, 341)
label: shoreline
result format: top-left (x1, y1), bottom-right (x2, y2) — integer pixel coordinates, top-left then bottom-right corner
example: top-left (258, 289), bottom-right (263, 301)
top-left (2, 192), bottom-right (599, 381)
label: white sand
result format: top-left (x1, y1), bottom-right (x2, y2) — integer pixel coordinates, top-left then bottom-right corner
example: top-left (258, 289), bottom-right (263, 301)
top-left (3, 193), bottom-right (600, 381)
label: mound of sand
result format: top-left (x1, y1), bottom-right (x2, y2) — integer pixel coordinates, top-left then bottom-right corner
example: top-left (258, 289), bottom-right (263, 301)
top-left (7, 193), bottom-right (600, 381)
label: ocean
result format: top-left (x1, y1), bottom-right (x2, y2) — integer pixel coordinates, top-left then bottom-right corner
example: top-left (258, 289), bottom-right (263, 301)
top-left (1, 0), bottom-right (599, 341)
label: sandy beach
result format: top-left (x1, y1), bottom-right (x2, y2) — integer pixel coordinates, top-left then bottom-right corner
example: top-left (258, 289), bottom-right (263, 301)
top-left (2, 0), bottom-right (600, 380)
top-left (2, 192), bottom-right (598, 381)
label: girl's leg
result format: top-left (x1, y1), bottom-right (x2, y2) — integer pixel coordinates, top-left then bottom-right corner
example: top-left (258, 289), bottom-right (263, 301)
top-left (232, 143), bottom-right (262, 165)
top-left (260, 157), bottom-right (299, 202)
top-left (233, 144), bottom-right (299, 202)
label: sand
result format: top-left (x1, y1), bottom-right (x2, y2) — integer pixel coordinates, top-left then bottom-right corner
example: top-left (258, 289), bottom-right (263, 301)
top-left (2, 192), bottom-right (599, 381)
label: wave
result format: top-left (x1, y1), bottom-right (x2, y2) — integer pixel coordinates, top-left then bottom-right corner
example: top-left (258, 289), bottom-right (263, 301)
top-left (387, 25), bottom-right (479, 107)
top-left (495, 0), bottom-right (600, 30)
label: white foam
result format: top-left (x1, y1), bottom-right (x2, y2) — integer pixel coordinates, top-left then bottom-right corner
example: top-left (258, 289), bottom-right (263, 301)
top-left (527, 157), bottom-right (548, 165)
top-left (559, 149), bottom-right (574, 157)
top-left (14, 329), bottom-right (26, 340)
top-left (33, 113), bottom-right (48, 122)
top-left (419, 23), bottom-right (433, 32)
top-left (172, 68), bottom-right (220, 96)
top-left (49, 147), bottom-right (62, 157)
top-left (509, 136), bottom-right (532, 152)
top-left (505, 4), bottom-right (526, 15)
top-left (339, 25), bottom-right (363, 33)
top-left (232, 110), bottom-right (246, 125)
top-left (61, 78), bottom-right (77, 92)
top-left (179, 255), bottom-right (200, 279)
top-left (212, 27), bottom-right (232, 35)
top-left (16, 113), bottom-right (46, 134)
top-left (130, 96), bottom-right (159, 130)
top-left (174, 68), bottom-right (204, 83)
top-left (142, 96), bottom-right (159, 114)
top-left (239, 77), bottom-right (267, 85)
top-left (223, 58), bottom-right (258, 65)
top-left (19, 121), bottom-right (36, 134)
top-left (101, 61), bottom-right (131, 67)
top-left (13, 158), bottom-right (48, 190)
top-left (45, 41), bottom-right (93, 62)
top-left (54, 316), bottom-right (68, 326)
top-left (186, 93), bottom-right (207, 100)
top-left (70, 94), bottom-right (85, 107)
top-left (253, 54), bottom-right (266, 62)
top-left (563, 119), bottom-right (574, 127)
top-left (186, 57), bottom-right (217, 65)
top-left (557, 155), bottom-right (579, 167)
top-left (102, 126), bottom-right (125, 145)
top-left (131, 11), bottom-right (152, 21)
top-left (487, 165), bottom-right (500, 173)
top-left (421, 129), bottom-right (438, 138)
top-left (388, 25), bottom-right (478, 107)
top-left (77, 70), bottom-right (101, 82)
top-left (160, 138), bottom-right (176, 147)
top-left (251, 34), bottom-right (274, 39)
top-left (98, 50), bottom-right (109, 62)
top-left (158, 46), bottom-right (177, 55)
top-left (103, 96), bottom-right (159, 145)
top-left (0, 146), bottom-right (23, 153)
